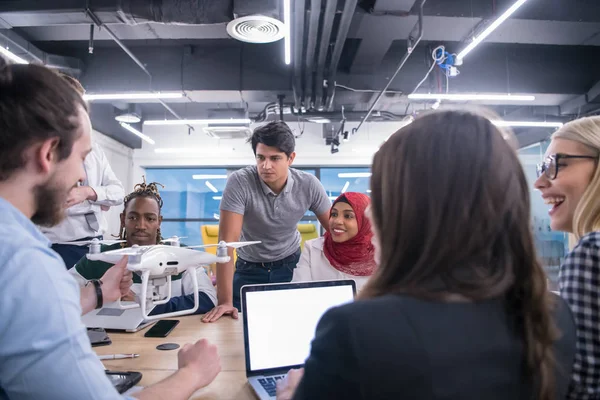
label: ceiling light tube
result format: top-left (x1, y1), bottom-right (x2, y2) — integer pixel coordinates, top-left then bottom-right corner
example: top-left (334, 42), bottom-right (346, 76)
top-left (83, 92), bottom-right (183, 101)
top-left (283, 0), bottom-right (291, 65)
top-left (457, 0), bottom-right (529, 61)
top-left (205, 181), bottom-right (219, 193)
top-left (407, 93), bottom-right (535, 101)
top-left (119, 122), bottom-right (155, 145)
top-left (144, 118), bottom-right (252, 126)
top-left (341, 181), bottom-right (350, 193)
top-left (491, 120), bottom-right (563, 128)
top-left (192, 175), bottom-right (228, 180)
top-left (338, 172), bottom-right (372, 178)
top-left (0, 47), bottom-right (28, 64)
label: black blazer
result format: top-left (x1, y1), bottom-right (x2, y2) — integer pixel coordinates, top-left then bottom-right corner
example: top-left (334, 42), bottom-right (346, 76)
top-left (293, 293), bottom-right (576, 400)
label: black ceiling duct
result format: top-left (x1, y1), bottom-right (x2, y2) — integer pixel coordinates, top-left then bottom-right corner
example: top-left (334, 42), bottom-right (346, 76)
top-left (0, 0), bottom-right (277, 27)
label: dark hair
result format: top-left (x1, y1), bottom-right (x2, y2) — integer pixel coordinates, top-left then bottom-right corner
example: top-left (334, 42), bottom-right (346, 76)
top-left (0, 58), bottom-right (88, 181)
top-left (119, 176), bottom-right (164, 244)
top-left (248, 120), bottom-right (295, 157)
top-left (362, 109), bottom-right (558, 400)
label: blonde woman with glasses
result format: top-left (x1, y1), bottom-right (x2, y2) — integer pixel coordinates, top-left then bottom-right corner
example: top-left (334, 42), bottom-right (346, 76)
top-left (534, 116), bottom-right (600, 400)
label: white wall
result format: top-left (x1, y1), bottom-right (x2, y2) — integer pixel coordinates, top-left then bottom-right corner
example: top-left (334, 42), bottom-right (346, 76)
top-left (92, 130), bottom-right (134, 238)
top-left (131, 121), bottom-right (409, 184)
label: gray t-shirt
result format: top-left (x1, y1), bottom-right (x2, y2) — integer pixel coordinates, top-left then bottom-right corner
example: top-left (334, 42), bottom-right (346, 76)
top-left (220, 166), bottom-right (331, 262)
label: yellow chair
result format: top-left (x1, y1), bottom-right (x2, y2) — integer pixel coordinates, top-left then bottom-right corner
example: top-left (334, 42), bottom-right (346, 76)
top-left (200, 225), bottom-right (237, 279)
top-left (297, 223), bottom-right (318, 250)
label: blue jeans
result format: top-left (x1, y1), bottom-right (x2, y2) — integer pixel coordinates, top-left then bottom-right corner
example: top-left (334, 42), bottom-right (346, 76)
top-left (232, 249), bottom-right (301, 311)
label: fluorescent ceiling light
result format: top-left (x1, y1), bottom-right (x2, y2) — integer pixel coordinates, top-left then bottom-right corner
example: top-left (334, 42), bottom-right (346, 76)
top-left (213, 196), bottom-right (223, 200)
top-left (119, 122), bottom-right (155, 145)
top-left (407, 93), bottom-right (535, 101)
top-left (457, 0), bottom-right (529, 61)
top-left (283, 0), bottom-right (291, 65)
top-left (0, 47), bottom-right (28, 64)
top-left (306, 118), bottom-right (331, 124)
top-left (491, 120), bottom-right (563, 128)
top-left (83, 92), bottom-right (183, 101)
top-left (115, 113), bottom-right (142, 124)
top-left (338, 172), bottom-right (372, 178)
top-left (366, 190), bottom-right (372, 193)
top-left (193, 174), bottom-right (228, 180)
top-left (144, 118), bottom-right (252, 126)
top-left (205, 181), bottom-right (219, 193)
top-left (341, 181), bottom-right (350, 194)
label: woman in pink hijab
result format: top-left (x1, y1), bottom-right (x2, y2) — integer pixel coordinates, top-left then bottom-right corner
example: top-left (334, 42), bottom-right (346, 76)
top-left (292, 192), bottom-right (376, 291)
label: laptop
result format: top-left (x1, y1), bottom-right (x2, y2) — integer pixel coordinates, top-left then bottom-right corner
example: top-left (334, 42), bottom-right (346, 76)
top-left (82, 301), bottom-right (156, 332)
top-left (241, 280), bottom-right (356, 399)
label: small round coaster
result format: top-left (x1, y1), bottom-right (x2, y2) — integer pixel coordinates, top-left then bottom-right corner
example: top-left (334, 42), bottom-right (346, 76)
top-left (156, 343), bottom-right (180, 351)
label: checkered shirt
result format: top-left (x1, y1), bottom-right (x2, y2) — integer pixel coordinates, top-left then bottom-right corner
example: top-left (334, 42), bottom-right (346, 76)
top-left (560, 231), bottom-right (600, 400)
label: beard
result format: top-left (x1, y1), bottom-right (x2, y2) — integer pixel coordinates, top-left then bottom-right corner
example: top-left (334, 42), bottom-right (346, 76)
top-left (31, 178), bottom-right (70, 227)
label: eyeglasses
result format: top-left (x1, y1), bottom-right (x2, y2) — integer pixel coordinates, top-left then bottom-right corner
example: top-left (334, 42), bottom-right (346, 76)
top-left (536, 153), bottom-right (598, 180)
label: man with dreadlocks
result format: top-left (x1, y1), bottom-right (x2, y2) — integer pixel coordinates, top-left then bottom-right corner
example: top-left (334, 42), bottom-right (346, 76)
top-left (70, 177), bottom-right (217, 315)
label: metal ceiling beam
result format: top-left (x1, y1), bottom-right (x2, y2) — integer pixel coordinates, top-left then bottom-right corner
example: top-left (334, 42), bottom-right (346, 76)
top-left (325, 0), bottom-right (358, 110)
top-left (516, 127), bottom-right (555, 148)
top-left (560, 79), bottom-right (600, 115)
top-left (313, 0), bottom-right (337, 110)
top-left (349, 15), bottom-right (600, 73)
top-left (0, 28), bottom-right (82, 73)
top-left (78, 42), bottom-right (591, 99)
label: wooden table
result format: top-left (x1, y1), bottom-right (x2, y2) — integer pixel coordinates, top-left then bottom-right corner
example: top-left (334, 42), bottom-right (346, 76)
top-left (95, 316), bottom-right (256, 399)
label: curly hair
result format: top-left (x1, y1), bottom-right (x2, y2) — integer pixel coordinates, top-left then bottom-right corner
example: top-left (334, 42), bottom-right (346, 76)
top-left (119, 176), bottom-right (165, 244)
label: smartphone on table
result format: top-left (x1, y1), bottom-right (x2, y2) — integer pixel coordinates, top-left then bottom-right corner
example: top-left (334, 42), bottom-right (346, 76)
top-left (143, 319), bottom-right (180, 338)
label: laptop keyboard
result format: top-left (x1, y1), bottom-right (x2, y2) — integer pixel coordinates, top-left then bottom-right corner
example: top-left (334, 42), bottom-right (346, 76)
top-left (258, 375), bottom-right (285, 397)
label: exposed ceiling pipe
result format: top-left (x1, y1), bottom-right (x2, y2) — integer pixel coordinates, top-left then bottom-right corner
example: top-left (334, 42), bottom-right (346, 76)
top-left (0, 28), bottom-right (82, 73)
top-left (85, 8), bottom-right (151, 77)
top-left (354, 0), bottom-right (426, 134)
top-left (325, 0), bottom-right (358, 111)
top-left (292, 0), bottom-right (306, 109)
top-left (313, 0), bottom-right (337, 111)
top-left (0, 0), bottom-right (234, 26)
top-left (303, 0), bottom-right (321, 108)
top-left (84, 7), bottom-right (193, 131)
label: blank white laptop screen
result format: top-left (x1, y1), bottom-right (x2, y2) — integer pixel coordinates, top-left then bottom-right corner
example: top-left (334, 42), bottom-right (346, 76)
top-left (245, 284), bottom-right (354, 372)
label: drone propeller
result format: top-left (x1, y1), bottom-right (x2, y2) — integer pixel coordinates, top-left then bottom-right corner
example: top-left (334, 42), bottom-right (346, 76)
top-left (55, 238), bottom-right (126, 246)
top-left (86, 244), bottom-right (152, 261)
top-left (160, 236), bottom-right (187, 243)
top-left (187, 240), bottom-right (261, 249)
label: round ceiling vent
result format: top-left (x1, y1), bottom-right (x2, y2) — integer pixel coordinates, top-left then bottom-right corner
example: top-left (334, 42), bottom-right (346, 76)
top-left (226, 15), bottom-right (285, 44)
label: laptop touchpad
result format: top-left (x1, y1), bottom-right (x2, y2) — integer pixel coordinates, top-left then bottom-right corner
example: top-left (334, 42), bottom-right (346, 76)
top-left (98, 308), bottom-right (126, 317)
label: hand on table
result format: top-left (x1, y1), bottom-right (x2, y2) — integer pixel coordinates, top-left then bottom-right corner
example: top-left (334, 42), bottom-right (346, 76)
top-left (201, 303), bottom-right (238, 323)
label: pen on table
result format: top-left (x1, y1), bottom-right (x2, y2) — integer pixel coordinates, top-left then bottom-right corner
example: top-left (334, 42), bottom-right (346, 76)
top-left (99, 354), bottom-right (139, 360)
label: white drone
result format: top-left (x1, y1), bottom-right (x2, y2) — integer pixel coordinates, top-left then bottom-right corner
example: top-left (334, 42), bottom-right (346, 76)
top-left (85, 239), bottom-right (260, 320)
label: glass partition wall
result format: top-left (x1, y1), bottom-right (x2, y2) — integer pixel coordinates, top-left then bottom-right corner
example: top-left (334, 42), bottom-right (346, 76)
top-left (146, 156), bottom-right (566, 288)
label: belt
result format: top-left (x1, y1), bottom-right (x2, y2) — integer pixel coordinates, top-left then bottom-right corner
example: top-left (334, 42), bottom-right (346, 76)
top-left (240, 248), bottom-right (300, 267)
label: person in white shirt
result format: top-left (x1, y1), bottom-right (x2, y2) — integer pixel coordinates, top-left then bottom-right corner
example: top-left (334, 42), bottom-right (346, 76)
top-left (40, 73), bottom-right (125, 270)
top-left (42, 142), bottom-right (124, 269)
top-left (292, 192), bottom-right (376, 291)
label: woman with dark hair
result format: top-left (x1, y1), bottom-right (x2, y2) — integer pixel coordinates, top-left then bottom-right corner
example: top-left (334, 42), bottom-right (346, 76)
top-left (292, 192), bottom-right (376, 291)
top-left (276, 109), bottom-right (576, 400)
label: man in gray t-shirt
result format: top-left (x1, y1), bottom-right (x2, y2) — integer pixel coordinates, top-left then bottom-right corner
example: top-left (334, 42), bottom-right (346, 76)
top-left (202, 121), bottom-right (331, 321)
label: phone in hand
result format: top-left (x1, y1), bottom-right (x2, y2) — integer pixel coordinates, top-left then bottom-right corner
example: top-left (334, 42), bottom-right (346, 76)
top-left (144, 319), bottom-right (180, 338)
